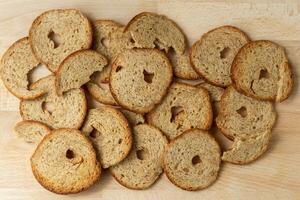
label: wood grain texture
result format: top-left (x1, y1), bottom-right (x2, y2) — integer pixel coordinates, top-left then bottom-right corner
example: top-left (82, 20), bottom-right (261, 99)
top-left (0, 0), bottom-right (299, 199)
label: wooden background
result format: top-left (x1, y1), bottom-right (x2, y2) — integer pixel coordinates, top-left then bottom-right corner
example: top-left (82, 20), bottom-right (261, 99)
top-left (0, 0), bottom-right (299, 199)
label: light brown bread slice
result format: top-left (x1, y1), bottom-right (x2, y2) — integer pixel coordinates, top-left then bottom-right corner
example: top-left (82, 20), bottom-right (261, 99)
top-left (147, 82), bottom-right (212, 140)
top-left (196, 82), bottom-right (225, 116)
top-left (20, 75), bottom-right (86, 129)
top-left (120, 109), bottom-right (145, 126)
top-left (31, 128), bottom-right (101, 194)
top-left (222, 130), bottom-right (271, 164)
top-left (125, 12), bottom-right (198, 79)
top-left (14, 120), bottom-right (51, 143)
top-left (86, 82), bottom-right (118, 105)
top-left (190, 26), bottom-right (250, 87)
top-left (0, 37), bottom-right (46, 99)
top-left (125, 12), bottom-right (185, 54)
top-left (231, 40), bottom-right (294, 102)
top-left (216, 86), bottom-right (276, 140)
top-left (92, 20), bottom-right (133, 83)
top-left (110, 124), bottom-right (168, 189)
top-left (110, 49), bottom-right (173, 113)
top-left (29, 9), bottom-right (92, 72)
top-left (163, 129), bottom-right (221, 191)
top-left (171, 52), bottom-right (199, 79)
top-left (81, 107), bottom-right (132, 168)
top-left (56, 50), bottom-right (107, 95)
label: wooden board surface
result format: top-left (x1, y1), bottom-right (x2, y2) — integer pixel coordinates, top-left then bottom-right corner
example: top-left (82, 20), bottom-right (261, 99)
top-left (0, 0), bottom-right (299, 199)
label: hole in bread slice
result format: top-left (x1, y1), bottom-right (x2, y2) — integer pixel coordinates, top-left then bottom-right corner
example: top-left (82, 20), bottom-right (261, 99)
top-left (143, 69), bottom-right (154, 83)
top-left (27, 63), bottom-right (52, 89)
top-left (236, 106), bottom-right (247, 118)
top-left (116, 66), bottom-right (123, 72)
top-left (136, 148), bottom-right (149, 160)
top-left (66, 149), bottom-right (75, 159)
top-left (48, 30), bottom-right (63, 49)
top-left (89, 129), bottom-right (100, 139)
top-left (220, 47), bottom-right (231, 59)
top-left (170, 106), bottom-right (184, 123)
top-left (41, 101), bottom-right (55, 115)
top-left (259, 68), bottom-right (270, 79)
top-left (101, 38), bottom-right (110, 47)
top-left (192, 155), bottom-right (202, 165)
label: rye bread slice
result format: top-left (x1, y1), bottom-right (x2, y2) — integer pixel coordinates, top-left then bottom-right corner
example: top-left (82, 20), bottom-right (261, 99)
top-left (81, 107), bottom-right (132, 168)
top-left (231, 40), bottom-right (294, 102)
top-left (222, 130), bottom-right (271, 164)
top-left (190, 26), bottom-right (250, 87)
top-left (110, 124), bottom-right (168, 189)
top-left (29, 9), bottom-right (92, 72)
top-left (125, 12), bottom-right (199, 79)
top-left (56, 50), bottom-right (107, 95)
top-left (147, 82), bottom-right (212, 140)
top-left (0, 37), bottom-right (47, 99)
top-left (110, 48), bottom-right (173, 113)
top-left (31, 128), bottom-right (101, 194)
top-left (20, 75), bottom-right (87, 129)
top-left (14, 120), bottom-right (51, 144)
top-left (216, 86), bottom-right (276, 140)
top-left (91, 20), bottom-right (133, 83)
top-left (163, 129), bottom-right (221, 191)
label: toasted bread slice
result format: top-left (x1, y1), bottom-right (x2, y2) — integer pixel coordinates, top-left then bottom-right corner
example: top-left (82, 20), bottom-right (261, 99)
top-left (29, 9), bottom-right (92, 72)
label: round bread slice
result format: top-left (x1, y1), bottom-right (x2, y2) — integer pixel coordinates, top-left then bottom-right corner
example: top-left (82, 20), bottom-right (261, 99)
top-left (196, 82), bottom-right (224, 117)
top-left (0, 37), bottom-right (46, 99)
top-left (120, 109), bottom-right (145, 126)
top-left (20, 75), bottom-right (86, 129)
top-left (56, 50), bottom-right (107, 95)
top-left (231, 40), bottom-right (294, 102)
top-left (14, 120), bottom-right (51, 144)
top-left (81, 107), bottom-right (132, 168)
top-left (190, 26), bottom-right (250, 87)
top-left (110, 48), bottom-right (173, 113)
top-left (91, 20), bottom-right (133, 83)
top-left (222, 130), bottom-right (271, 164)
top-left (31, 128), bottom-right (101, 194)
top-left (29, 9), bottom-right (92, 72)
top-left (147, 82), bottom-right (212, 140)
top-left (110, 124), bottom-right (168, 189)
top-left (125, 12), bottom-right (198, 80)
top-left (86, 82), bottom-right (118, 105)
top-left (216, 86), bottom-right (276, 140)
top-left (163, 129), bottom-right (221, 191)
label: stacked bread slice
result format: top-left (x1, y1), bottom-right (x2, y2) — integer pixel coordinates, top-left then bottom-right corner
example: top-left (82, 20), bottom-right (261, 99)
top-left (1, 9), bottom-right (294, 194)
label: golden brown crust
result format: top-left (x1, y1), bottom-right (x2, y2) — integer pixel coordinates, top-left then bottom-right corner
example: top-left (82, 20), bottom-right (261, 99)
top-left (190, 25), bottom-right (251, 87)
top-left (29, 9), bottom-right (93, 73)
top-left (109, 48), bottom-right (173, 114)
top-left (30, 128), bottom-right (101, 194)
top-left (231, 40), bottom-right (293, 102)
top-left (163, 129), bottom-right (221, 191)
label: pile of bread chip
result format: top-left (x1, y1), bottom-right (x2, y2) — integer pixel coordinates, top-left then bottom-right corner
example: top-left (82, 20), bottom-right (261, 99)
top-left (0, 9), bottom-right (294, 194)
